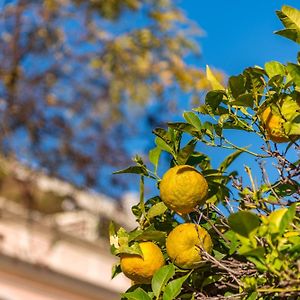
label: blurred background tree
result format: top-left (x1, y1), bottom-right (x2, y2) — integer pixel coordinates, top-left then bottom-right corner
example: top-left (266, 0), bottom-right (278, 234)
top-left (0, 0), bottom-right (215, 197)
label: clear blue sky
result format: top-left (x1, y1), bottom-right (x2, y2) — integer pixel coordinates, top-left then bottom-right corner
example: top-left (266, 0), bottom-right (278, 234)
top-left (180, 0), bottom-right (299, 75)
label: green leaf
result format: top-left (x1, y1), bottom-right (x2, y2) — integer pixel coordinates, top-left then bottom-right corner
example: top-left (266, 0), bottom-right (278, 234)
top-left (275, 6), bottom-right (300, 44)
top-left (213, 249), bottom-right (226, 260)
top-left (194, 103), bottom-right (228, 116)
top-left (149, 147), bottom-right (161, 173)
top-left (281, 96), bottom-right (300, 135)
top-left (186, 152), bottom-right (210, 169)
top-left (134, 230), bottom-right (166, 243)
top-left (131, 225), bottom-right (166, 243)
top-left (245, 291), bottom-right (258, 300)
top-left (153, 128), bottom-right (172, 143)
top-left (122, 287), bottom-right (152, 300)
top-left (155, 137), bottom-right (174, 155)
top-left (128, 229), bottom-right (145, 242)
top-left (183, 111), bottom-right (202, 131)
top-left (206, 65), bottom-right (225, 90)
top-left (201, 275), bottom-right (222, 288)
top-left (202, 169), bottom-right (222, 176)
top-left (228, 211), bottom-right (260, 237)
top-left (113, 166), bottom-right (148, 176)
top-left (284, 117), bottom-right (300, 135)
top-left (219, 149), bottom-right (243, 172)
top-left (238, 246), bottom-right (265, 258)
top-left (167, 122), bottom-right (200, 136)
top-left (152, 264), bottom-right (175, 298)
top-left (273, 180), bottom-right (299, 196)
top-left (202, 121), bottom-right (214, 139)
top-left (111, 263), bottom-right (122, 279)
top-left (148, 202), bottom-right (168, 219)
top-left (228, 75), bottom-right (246, 98)
top-left (230, 93), bottom-right (254, 108)
top-left (279, 203), bottom-right (296, 234)
top-left (163, 272), bottom-right (191, 300)
top-left (119, 242), bottom-right (143, 257)
top-left (276, 27), bottom-right (300, 43)
top-left (243, 67), bottom-right (265, 93)
top-left (177, 139), bottom-right (197, 165)
top-left (265, 61), bottom-right (286, 78)
top-left (205, 90), bottom-right (226, 110)
top-left (117, 227), bottom-right (129, 245)
top-left (247, 257), bottom-right (267, 272)
top-left (229, 232), bottom-right (238, 255)
top-left (286, 63), bottom-right (300, 87)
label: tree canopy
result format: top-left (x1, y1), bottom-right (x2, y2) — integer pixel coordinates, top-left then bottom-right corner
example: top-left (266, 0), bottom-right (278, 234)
top-left (110, 5), bottom-right (300, 299)
top-left (0, 0), bottom-right (214, 196)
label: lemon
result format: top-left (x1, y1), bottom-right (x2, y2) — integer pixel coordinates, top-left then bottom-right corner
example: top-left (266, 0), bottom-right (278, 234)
top-left (166, 223), bottom-right (213, 269)
top-left (261, 107), bottom-right (289, 143)
top-left (159, 165), bottom-right (208, 214)
top-left (120, 242), bottom-right (165, 284)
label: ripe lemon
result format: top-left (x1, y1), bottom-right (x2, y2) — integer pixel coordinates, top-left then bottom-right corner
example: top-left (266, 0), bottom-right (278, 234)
top-left (159, 165), bottom-right (208, 214)
top-left (166, 223), bottom-right (213, 269)
top-left (261, 107), bottom-right (289, 143)
top-left (120, 242), bottom-right (165, 284)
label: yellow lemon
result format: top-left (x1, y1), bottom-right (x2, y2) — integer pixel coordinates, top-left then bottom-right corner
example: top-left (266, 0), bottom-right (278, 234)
top-left (159, 165), bottom-right (208, 214)
top-left (261, 107), bottom-right (289, 143)
top-left (120, 242), bottom-right (165, 284)
top-left (166, 223), bottom-right (213, 269)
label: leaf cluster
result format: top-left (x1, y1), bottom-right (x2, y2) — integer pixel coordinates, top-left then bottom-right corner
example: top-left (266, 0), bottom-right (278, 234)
top-left (111, 5), bottom-right (300, 300)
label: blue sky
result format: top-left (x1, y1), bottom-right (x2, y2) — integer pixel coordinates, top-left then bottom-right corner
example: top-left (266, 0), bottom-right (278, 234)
top-left (181, 0), bottom-right (299, 75)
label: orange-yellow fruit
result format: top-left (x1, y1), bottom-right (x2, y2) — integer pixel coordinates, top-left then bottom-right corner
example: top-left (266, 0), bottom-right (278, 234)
top-left (120, 242), bottom-right (165, 284)
top-left (159, 165), bottom-right (208, 214)
top-left (261, 107), bottom-right (289, 143)
top-left (166, 223), bottom-right (213, 269)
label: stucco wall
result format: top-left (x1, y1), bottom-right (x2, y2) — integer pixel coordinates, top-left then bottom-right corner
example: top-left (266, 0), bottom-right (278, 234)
top-left (0, 206), bottom-right (130, 299)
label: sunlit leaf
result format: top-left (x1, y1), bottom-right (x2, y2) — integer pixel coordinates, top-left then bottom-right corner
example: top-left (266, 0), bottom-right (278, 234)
top-left (122, 287), bottom-right (152, 300)
top-left (265, 61), bottom-right (286, 78)
top-left (206, 65), bottom-right (225, 90)
top-left (275, 5), bottom-right (300, 44)
top-left (148, 202), bottom-right (168, 219)
top-left (219, 149), bottom-right (243, 172)
top-left (152, 264), bottom-right (175, 298)
top-left (163, 272), bottom-right (191, 300)
top-left (228, 211), bottom-right (260, 237)
top-left (149, 147), bottom-right (161, 173)
top-left (286, 63), bottom-right (300, 87)
top-left (113, 166), bottom-right (149, 176)
top-left (177, 139), bottom-right (197, 165)
top-left (183, 111), bottom-right (202, 131)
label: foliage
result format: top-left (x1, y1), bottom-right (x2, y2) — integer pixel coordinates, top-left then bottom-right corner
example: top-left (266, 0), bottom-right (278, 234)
top-left (0, 0), bottom-right (215, 196)
top-left (110, 5), bottom-right (300, 299)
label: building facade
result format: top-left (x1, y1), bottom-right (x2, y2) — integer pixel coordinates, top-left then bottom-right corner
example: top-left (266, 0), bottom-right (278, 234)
top-left (0, 159), bottom-right (135, 299)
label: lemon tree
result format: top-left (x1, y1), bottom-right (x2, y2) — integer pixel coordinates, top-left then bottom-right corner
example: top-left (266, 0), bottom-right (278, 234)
top-left (110, 5), bottom-right (300, 300)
